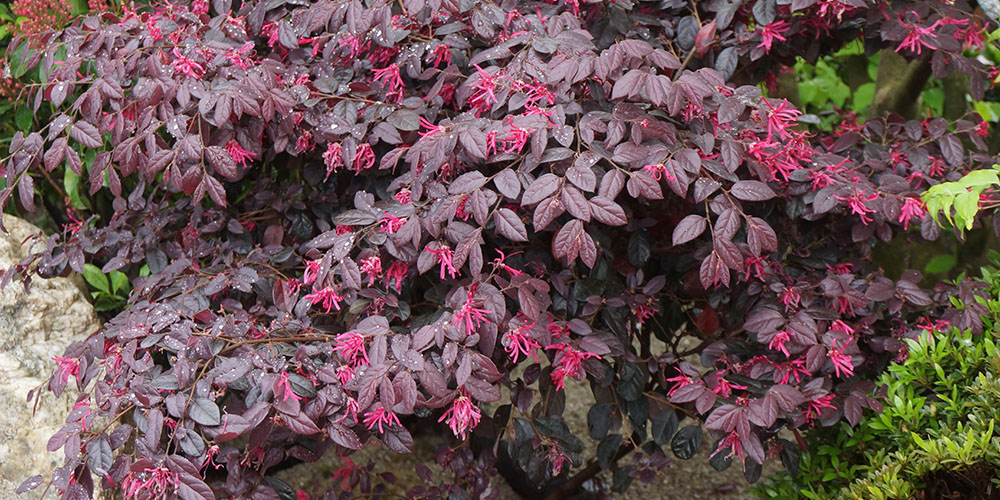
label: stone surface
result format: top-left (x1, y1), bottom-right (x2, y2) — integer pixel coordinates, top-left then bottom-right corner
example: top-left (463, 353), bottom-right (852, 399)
top-left (0, 214), bottom-right (101, 499)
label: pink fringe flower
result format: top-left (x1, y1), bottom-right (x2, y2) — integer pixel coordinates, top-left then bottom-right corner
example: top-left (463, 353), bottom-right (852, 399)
top-left (379, 213), bottom-right (407, 234)
top-left (895, 12), bottom-right (940, 55)
top-left (170, 49), bottom-right (204, 79)
top-left (363, 404), bottom-right (401, 433)
top-left (504, 320), bottom-right (540, 363)
top-left (121, 467), bottom-right (179, 500)
top-left (274, 372), bottom-right (302, 402)
top-left (757, 20), bottom-right (790, 53)
top-left (384, 261), bottom-right (409, 292)
top-left (359, 256), bottom-right (383, 286)
top-left (827, 338), bottom-right (854, 378)
top-left (545, 343), bottom-right (600, 391)
top-left (323, 143), bottom-right (344, 180)
top-left (52, 355), bottom-right (80, 384)
top-left (452, 285), bottom-right (492, 335)
top-left (333, 332), bottom-right (370, 367)
top-left (224, 140), bottom-right (255, 168)
top-left (898, 197), bottom-right (926, 230)
top-left (767, 330), bottom-right (793, 357)
top-left (438, 392), bottom-right (481, 440)
top-left (304, 286), bottom-right (343, 314)
top-left (428, 244), bottom-right (459, 279)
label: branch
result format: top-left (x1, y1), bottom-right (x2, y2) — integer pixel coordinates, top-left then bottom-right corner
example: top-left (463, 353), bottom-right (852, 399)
top-left (542, 442), bottom-right (635, 500)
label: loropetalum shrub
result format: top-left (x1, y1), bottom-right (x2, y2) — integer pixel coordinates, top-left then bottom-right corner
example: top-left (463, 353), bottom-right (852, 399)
top-left (4, 0), bottom-right (999, 498)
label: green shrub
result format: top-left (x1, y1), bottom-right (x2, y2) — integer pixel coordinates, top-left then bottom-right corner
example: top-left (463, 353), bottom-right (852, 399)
top-left (755, 251), bottom-right (1000, 500)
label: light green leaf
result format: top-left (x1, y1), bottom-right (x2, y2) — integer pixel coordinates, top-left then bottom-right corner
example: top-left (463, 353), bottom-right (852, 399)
top-left (64, 168), bottom-right (89, 210)
top-left (109, 271), bottom-right (129, 294)
top-left (852, 83), bottom-right (875, 113)
top-left (798, 80), bottom-right (818, 106)
top-left (973, 101), bottom-right (1000, 122)
top-left (953, 191), bottom-right (979, 231)
top-left (922, 87), bottom-right (944, 115)
top-left (924, 254), bottom-right (957, 275)
top-left (957, 169), bottom-right (999, 189)
top-left (82, 264), bottom-right (109, 293)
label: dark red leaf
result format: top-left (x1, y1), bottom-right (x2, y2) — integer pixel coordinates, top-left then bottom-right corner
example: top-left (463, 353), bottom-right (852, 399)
top-left (448, 171), bottom-right (488, 194)
top-left (599, 169), bottom-right (625, 199)
top-left (939, 135), bottom-right (963, 166)
top-left (746, 217), bottom-right (777, 255)
top-left (589, 196), bottom-right (627, 226)
top-left (494, 168), bottom-right (521, 199)
top-left (672, 215), bottom-right (707, 246)
top-left (744, 308), bottom-right (783, 334)
top-left (43, 137), bottom-right (68, 171)
top-left (731, 180), bottom-right (776, 201)
top-left (533, 196), bottom-right (565, 231)
top-left (626, 171), bottom-right (664, 200)
top-left (561, 186), bottom-right (591, 222)
top-left (205, 146), bottom-right (238, 180)
top-left (70, 121), bottom-right (103, 148)
top-left (494, 208), bottom-right (528, 242)
top-left (566, 165), bottom-right (597, 192)
top-left (522, 173), bottom-right (562, 205)
top-left (611, 69), bottom-right (646, 100)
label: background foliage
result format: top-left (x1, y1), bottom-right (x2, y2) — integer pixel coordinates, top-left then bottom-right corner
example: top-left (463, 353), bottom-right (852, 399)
top-left (0, 0), bottom-right (998, 499)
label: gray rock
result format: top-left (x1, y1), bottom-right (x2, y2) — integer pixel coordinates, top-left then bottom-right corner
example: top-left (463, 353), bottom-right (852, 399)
top-left (0, 214), bottom-right (101, 499)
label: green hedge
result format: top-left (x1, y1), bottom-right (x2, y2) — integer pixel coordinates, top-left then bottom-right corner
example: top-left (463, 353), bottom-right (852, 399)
top-left (755, 251), bottom-right (1000, 500)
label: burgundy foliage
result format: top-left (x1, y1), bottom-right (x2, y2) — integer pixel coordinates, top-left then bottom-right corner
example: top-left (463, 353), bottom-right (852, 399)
top-left (3, 0), bottom-right (997, 498)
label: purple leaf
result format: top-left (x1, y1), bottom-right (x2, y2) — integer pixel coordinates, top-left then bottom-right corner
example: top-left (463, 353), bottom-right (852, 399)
top-left (589, 196), bottom-right (627, 226)
top-left (731, 180), bottom-right (776, 201)
top-left (16, 475), bottom-right (43, 494)
top-left (494, 208), bottom-right (528, 241)
top-left (522, 173), bottom-right (562, 205)
top-left (744, 308), bottom-right (783, 334)
top-left (70, 121), bottom-right (103, 148)
top-left (189, 398), bottom-right (221, 426)
top-left (672, 215), bottom-right (707, 246)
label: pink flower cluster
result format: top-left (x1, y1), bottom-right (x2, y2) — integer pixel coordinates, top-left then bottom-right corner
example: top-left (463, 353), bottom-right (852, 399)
top-left (121, 466), bottom-right (178, 500)
top-left (504, 319), bottom-right (540, 363)
top-left (363, 403), bottom-right (401, 433)
top-left (452, 285), bottom-right (493, 335)
top-left (438, 392), bottom-right (481, 440)
top-left (546, 343), bottom-right (600, 390)
top-left (12, 0), bottom-right (73, 39)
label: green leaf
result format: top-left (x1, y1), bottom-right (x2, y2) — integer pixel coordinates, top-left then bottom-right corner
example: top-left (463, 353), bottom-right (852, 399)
top-left (82, 263), bottom-right (110, 293)
top-left (924, 254), bottom-right (957, 275)
top-left (109, 271), bottom-right (129, 294)
top-left (798, 80), bottom-right (818, 106)
top-left (973, 101), bottom-right (1000, 122)
top-left (8, 40), bottom-right (28, 78)
top-left (15, 105), bottom-right (32, 132)
top-left (597, 434), bottom-right (622, 470)
top-left (93, 295), bottom-right (121, 312)
top-left (957, 169), bottom-right (999, 189)
top-left (922, 86), bottom-right (944, 116)
top-left (587, 403), bottom-right (612, 440)
top-left (953, 191), bottom-right (979, 231)
top-left (852, 83), bottom-right (875, 113)
top-left (64, 168), bottom-right (89, 210)
top-left (612, 465), bottom-right (633, 493)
